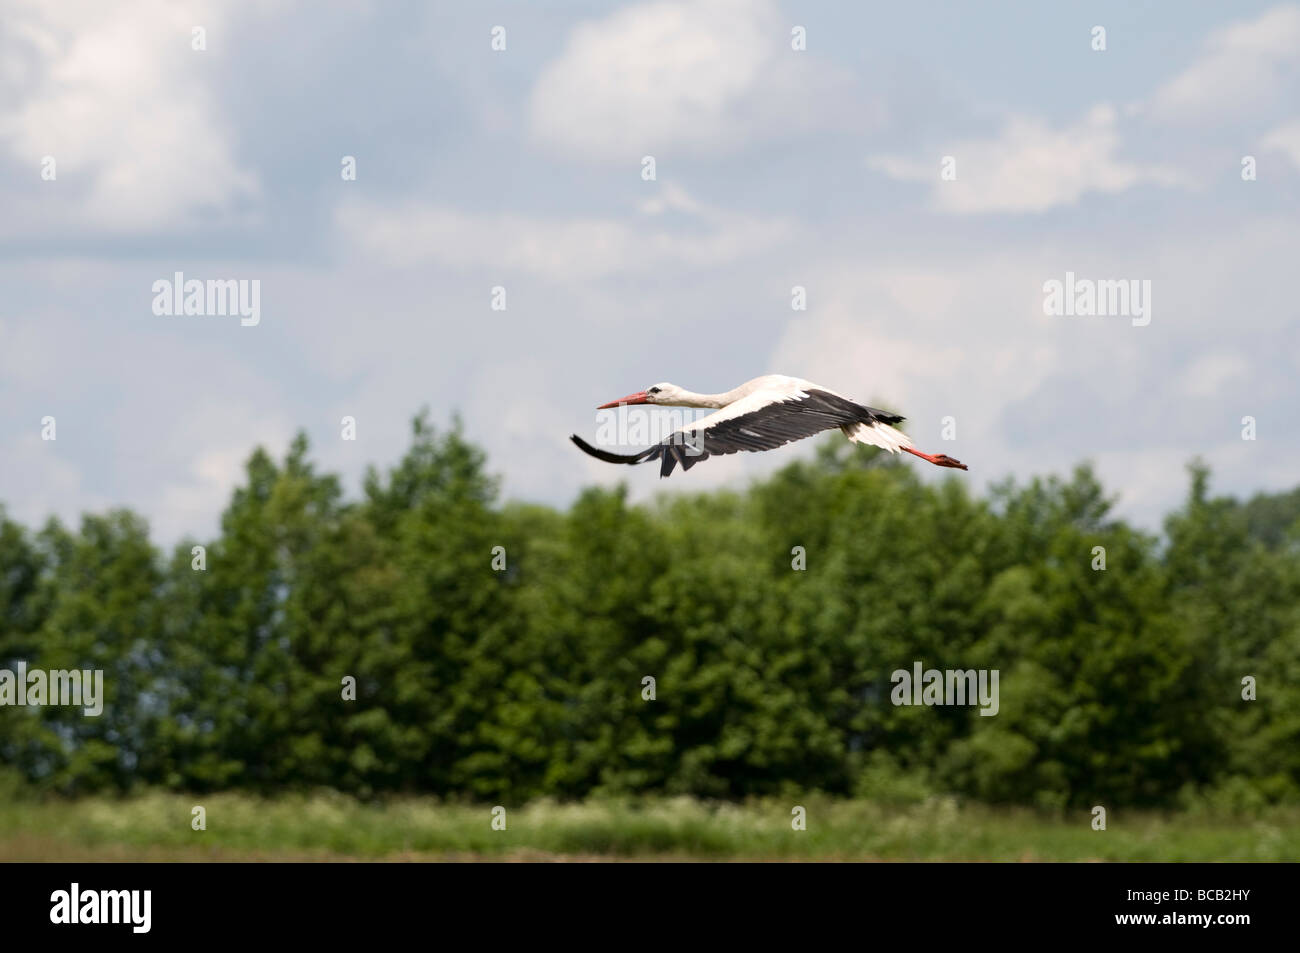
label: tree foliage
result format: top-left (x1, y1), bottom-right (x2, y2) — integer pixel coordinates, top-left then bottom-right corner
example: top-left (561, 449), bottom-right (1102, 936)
top-left (1, 421), bottom-right (1295, 808)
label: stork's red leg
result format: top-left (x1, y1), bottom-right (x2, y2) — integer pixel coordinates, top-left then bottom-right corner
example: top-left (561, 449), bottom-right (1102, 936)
top-left (903, 447), bottom-right (968, 470)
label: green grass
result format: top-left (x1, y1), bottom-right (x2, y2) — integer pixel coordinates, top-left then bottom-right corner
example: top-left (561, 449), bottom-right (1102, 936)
top-left (2, 792), bottom-right (1296, 861)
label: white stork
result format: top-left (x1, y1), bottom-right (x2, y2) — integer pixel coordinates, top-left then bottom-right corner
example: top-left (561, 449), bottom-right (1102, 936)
top-left (571, 374), bottom-right (967, 478)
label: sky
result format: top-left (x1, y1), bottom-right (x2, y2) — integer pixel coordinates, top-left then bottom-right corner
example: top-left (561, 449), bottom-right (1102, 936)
top-left (1, 0), bottom-right (1298, 545)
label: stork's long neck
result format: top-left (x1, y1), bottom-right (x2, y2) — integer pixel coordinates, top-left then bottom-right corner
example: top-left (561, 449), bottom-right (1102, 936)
top-left (671, 387), bottom-right (742, 409)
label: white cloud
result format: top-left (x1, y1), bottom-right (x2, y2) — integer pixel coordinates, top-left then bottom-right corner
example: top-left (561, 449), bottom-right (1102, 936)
top-left (150, 414), bottom-right (293, 544)
top-left (1177, 354), bottom-right (1250, 399)
top-left (764, 214), bottom-right (1300, 522)
top-left (0, 0), bottom-right (259, 232)
top-left (869, 7), bottom-right (1300, 214)
top-left (868, 105), bottom-right (1188, 214)
top-left (1, 433), bottom-right (108, 531)
top-left (1146, 4), bottom-right (1300, 124)
top-left (528, 0), bottom-right (858, 161)
top-left (1261, 118), bottom-right (1300, 169)
top-left (768, 258), bottom-right (1059, 445)
top-left (334, 190), bottom-right (795, 281)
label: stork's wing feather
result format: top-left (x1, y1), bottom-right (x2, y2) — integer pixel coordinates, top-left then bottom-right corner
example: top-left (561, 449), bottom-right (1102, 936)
top-left (571, 388), bottom-right (905, 478)
top-left (687, 388), bottom-right (866, 452)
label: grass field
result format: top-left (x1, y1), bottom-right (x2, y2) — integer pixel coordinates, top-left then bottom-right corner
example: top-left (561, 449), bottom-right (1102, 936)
top-left (2, 793), bottom-right (1296, 861)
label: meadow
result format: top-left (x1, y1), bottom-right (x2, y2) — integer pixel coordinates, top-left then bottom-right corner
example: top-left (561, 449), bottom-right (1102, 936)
top-left (3, 793), bottom-right (1296, 862)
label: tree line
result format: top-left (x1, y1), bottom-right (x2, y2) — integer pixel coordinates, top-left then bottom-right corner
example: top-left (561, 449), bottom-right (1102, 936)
top-left (1, 413), bottom-right (1296, 810)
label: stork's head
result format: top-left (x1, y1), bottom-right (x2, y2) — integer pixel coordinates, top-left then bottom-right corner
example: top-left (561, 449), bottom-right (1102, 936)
top-left (597, 382), bottom-right (682, 408)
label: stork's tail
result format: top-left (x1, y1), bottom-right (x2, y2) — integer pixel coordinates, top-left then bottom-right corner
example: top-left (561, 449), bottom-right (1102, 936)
top-left (842, 419), bottom-right (914, 454)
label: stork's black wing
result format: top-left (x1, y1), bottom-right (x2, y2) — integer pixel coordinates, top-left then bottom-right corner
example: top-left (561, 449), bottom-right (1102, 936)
top-left (571, 389), bottom-right (904, 478)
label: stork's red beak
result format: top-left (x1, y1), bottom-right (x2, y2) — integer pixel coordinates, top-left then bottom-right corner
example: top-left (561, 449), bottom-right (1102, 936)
top-left (597, 391), bottom-right (650, 409)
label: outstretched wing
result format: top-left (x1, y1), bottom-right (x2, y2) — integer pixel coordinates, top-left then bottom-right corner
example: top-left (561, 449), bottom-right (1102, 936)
top-left (571, 387), bottom-right (905, 478)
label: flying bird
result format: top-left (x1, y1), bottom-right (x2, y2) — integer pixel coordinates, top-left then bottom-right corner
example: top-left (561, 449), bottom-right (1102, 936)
top-left (571, 374), bottom-right (967, 478)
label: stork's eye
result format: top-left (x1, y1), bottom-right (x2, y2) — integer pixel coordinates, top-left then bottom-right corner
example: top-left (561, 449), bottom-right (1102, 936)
top-left (648, 386), bottom-right (661, 394)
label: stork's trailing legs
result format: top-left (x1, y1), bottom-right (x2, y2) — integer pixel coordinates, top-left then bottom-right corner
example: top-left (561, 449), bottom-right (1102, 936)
top-left (902, 447), bottom-right (968, 470)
